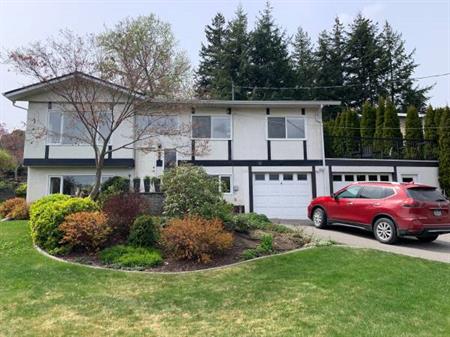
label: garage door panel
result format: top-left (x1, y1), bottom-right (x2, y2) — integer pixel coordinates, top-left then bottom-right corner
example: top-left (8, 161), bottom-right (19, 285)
top-left (253, 172), bottom-right (312, 220)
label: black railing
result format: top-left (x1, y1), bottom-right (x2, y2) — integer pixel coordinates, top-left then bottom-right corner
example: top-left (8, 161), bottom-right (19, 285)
top-left (325, 136), bottom-right (438, 160)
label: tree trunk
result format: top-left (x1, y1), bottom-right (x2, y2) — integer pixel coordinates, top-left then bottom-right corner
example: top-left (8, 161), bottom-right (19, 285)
top-left (89, 157), bottom-right (104, 200)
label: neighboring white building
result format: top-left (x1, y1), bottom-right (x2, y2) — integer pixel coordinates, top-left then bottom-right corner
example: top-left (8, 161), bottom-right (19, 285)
top-left (3, 74), bottom-right (440, 219)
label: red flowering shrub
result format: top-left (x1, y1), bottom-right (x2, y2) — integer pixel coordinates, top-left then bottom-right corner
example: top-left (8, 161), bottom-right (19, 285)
top-left (59, 211), bottom-right (110, 253)
top-left (161, 216), bottom-right (233, 263)
top-left (102, 193), bottom-right (149, 239)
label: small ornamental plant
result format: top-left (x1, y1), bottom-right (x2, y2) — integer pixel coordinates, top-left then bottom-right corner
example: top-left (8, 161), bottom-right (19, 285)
top-left (59, 211), bottom-right (111, 253)
top-left (161, 215), bottom-right (233, 263)
top-left (0, 197), bottom-right (28, 220)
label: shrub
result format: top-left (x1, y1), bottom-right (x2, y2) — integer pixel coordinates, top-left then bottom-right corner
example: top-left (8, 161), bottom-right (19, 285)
top-left (162, 165), bottom-right (233, 221)
top-left (161, 216), bottom-right (233, 263)
top-left (59, 211), bottom-right (111, 253)
top-left (241, 234), bottom-right (273, 260)
top-left (231, 213), bottom-right (272, 232)
top-left (15, 183), bottom-right (27, 198)
top-left (128, 215), bottom-right (160, 248)
top-left (29, 194), bottom-right (71, 222)
top-left (98, 176), bottom-right (130, 204)
top-left (0, 197), bottom-right (28, 220)
top-left (30, 196), bottom-right (98, 254)
top-left (102, 193), bottom-right (149, 239)
top-left (99, 245), bottom-right (162, 268)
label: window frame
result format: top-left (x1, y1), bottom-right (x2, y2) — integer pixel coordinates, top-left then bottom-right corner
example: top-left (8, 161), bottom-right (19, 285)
top-left (191, 114), bottom-right (232, 140)
top-left (47, 110), bottom-right (112, 146)
top-left (266, 116), bottom-right (307, 141)
top-left (47, 174), bottom-right (113, 195)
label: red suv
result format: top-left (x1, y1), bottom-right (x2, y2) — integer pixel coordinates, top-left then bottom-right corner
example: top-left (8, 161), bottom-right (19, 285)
top-left (307, 182), bottom-right (450, 244)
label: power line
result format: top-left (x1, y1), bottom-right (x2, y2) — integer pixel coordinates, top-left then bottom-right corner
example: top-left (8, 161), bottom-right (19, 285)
top-left (235, 72), bottom-right (450, 91)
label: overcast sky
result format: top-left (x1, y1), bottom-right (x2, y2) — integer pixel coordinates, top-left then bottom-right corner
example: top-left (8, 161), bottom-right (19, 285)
top-left (0, 0), bottom-right (449, 130)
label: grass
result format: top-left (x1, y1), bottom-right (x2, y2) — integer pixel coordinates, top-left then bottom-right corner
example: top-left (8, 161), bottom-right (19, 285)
top-left (1, 221), bottom-right (450, 337)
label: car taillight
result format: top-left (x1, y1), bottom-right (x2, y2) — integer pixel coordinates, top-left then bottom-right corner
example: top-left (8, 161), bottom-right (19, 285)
top-left (402, 198), bottom-right (420, 208)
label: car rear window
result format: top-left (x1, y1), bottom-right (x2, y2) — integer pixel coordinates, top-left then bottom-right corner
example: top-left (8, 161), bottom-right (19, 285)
top-left (406, 188), bottom-right (446, 202)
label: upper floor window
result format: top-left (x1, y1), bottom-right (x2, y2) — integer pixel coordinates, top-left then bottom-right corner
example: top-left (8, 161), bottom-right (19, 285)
top-left (267, 117), bottom-right (305, 140)
top-left (192, 115), bottom-right (231, 139)
top-left (48, 111), bottom-right (110, 145)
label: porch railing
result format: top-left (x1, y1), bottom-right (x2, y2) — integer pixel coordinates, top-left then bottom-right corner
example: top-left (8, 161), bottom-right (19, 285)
top-left (324, 136), bottom-right (438, 160)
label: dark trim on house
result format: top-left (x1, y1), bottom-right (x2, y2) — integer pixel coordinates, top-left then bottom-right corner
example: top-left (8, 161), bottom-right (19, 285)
top-left (228, 140), bottom-right (232, 160)
top-left (191, 140), bottom-right (195, 161)
top-left (191, 107), bottom-right (195, 114)
top-left (248, 166), bottom-right (253, 212)
top-left (182, 159), bottom-right (321, 167)
top-left (156, 159), bottom-right (163, 167)
top-left (44, 145), bottom-right (49, 159)
top-left (48, 102), bottom-right (52, 110)
top-left (23, 158), bottom-right (134, 167)
top-left (311, 165), bottom-right (317, 198)
top-left (326, 159), bottom-right (439, 167)
top-left (393, 166), bottom-right (398, 181)
top-left (301, 108), bottom-right (305, 115)
top-left (227, 107), bottom-right (232, 114)
top-left (303, 141), bottom-right (307, 160)
top-left (266, 108), bottom-right (270, 115)
top-left (267, 141), bottom-right (271, 160)
top-left (107, 145), bottom-right (112, 159)
top-left (182, 158), bottom-right (438, 168)
top-left (329, 165), bottom-right (333, 195)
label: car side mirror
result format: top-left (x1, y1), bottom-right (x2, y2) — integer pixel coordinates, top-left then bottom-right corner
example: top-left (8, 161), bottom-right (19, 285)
top-left (331, 193), bottom-right (337, 199)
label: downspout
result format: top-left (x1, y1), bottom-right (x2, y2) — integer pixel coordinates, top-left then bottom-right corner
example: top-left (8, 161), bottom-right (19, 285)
top-left (12, 101), bottom-right (28, 111)
top-left (315, 104), bottom-right (328, 194)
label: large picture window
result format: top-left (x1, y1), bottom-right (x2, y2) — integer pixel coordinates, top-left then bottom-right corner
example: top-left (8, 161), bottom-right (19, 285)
top-left (192, 115), bottom-right (231, 139)
top-left (48, 111), bottom-right (112, 145)
top-left (49, 175), bottom-right (112, 196)
top-left (267, 117), bottom-right (305, 139)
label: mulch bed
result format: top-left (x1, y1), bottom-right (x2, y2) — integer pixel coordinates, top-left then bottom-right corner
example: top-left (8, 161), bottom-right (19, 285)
top-left (61, 230), bottom-right (310, 272)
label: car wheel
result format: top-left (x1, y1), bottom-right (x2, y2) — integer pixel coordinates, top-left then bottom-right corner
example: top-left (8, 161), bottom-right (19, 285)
top-left (312, 207), bottom-right (327, 229)
top-left (373, 218), bottom-right (398, 244)
top-left (416, 234), bottom-right (439, 243)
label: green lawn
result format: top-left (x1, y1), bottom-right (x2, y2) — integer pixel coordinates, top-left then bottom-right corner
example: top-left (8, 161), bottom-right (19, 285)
top-left (1, 221), bottom-right (450, 337)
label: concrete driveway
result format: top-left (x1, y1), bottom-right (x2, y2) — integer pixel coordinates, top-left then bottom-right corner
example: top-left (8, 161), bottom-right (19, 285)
top-left (276, 219), bottom-right (450, 263)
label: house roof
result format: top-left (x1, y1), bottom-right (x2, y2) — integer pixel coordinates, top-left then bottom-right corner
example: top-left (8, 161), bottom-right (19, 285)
top-left (3, 72), bottom-right (144, 102)
top-left (3, 72), bottom-right (341, 107)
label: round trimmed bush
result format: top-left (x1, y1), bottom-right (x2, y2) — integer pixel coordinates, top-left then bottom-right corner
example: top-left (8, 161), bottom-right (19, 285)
top-left (30, 196), bottom-right (99, 254)
top-left (128, 215), bottom-right (160, 248)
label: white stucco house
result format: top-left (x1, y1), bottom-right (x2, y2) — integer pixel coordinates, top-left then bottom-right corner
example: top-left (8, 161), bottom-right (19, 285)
top-left (3, 73), bottom-right (440, 219)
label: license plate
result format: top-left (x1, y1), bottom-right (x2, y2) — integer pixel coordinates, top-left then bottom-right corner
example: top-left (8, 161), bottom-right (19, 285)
top-left (434, 210), bottom-right (442, 216)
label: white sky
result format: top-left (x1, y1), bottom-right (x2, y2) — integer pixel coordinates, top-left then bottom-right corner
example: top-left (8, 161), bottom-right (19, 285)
top-left (1, 0), bottom-right (449, 130)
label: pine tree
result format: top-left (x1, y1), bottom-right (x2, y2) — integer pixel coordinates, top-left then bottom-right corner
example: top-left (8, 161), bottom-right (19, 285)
top-left (195, 13), bottom-right (228, 98)
top-left (223, 5), bottom-right (251, 99)
top-left (404, 105), bottom-right (424, 159)
top-left (292, 27), bottom-right (316, 100)
top-left (379, 22), bottom-right (430, 110)
top-left (423, 105), bottom-right (438, 159)
top-left (248, 2), bottom-right (293, 99)
top-left (382, 99), bottom-right (403, 157)
top-left (332, 112), bottom-right (346, 156)
top-left (344, 109), bottom-right (361, 156)
top-left (345, 14), bottom-right (381, 107)
top-left (315, 17), bottom-right (346, 107)
top-left (373, 97), bottom-right (386, 155)
top-left (438, 106), bottom-right (450, 196)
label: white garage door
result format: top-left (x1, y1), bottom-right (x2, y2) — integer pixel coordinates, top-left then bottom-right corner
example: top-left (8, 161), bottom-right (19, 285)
top-left (253, 172), bottom-right (312, 219)
top-left (332, 173), bottom-right (392, 192)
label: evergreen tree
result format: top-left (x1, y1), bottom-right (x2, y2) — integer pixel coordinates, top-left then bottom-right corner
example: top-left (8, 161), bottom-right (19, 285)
top-left (404, 105), bottom-right (423, 159)
top-left (360, 101), bottom-right (376, 153)
top-left (373, 97), bottom-right (386, 155)
top-left (382, 99), bottom-right (403, 157)
top-left (195, 13), bottom-right (228, 98)
top-left (223, 5), bottom-right (251, 99)
top-left (292, 26), bottom-right (316, 99)
top-left (332, 112), bottom-right (346, 156)
top-left (345, 14), bottom-right (381, 107)
top-left (315, 17), bottom-right (346, 106)
top-left (248, 2), bottom-right (293, 99)
top-left (438, 106), bottom-right (450, 196)
top-left (344, 109), bottom-right (361, 156)
top-left (379, 22), bottom-right (429, 110)
top-left (423, 105), bottom-right (439, 159)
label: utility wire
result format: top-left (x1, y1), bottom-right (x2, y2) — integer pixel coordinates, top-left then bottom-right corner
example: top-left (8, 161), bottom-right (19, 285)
top-left (235, 72), bottom-right (450, 91)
